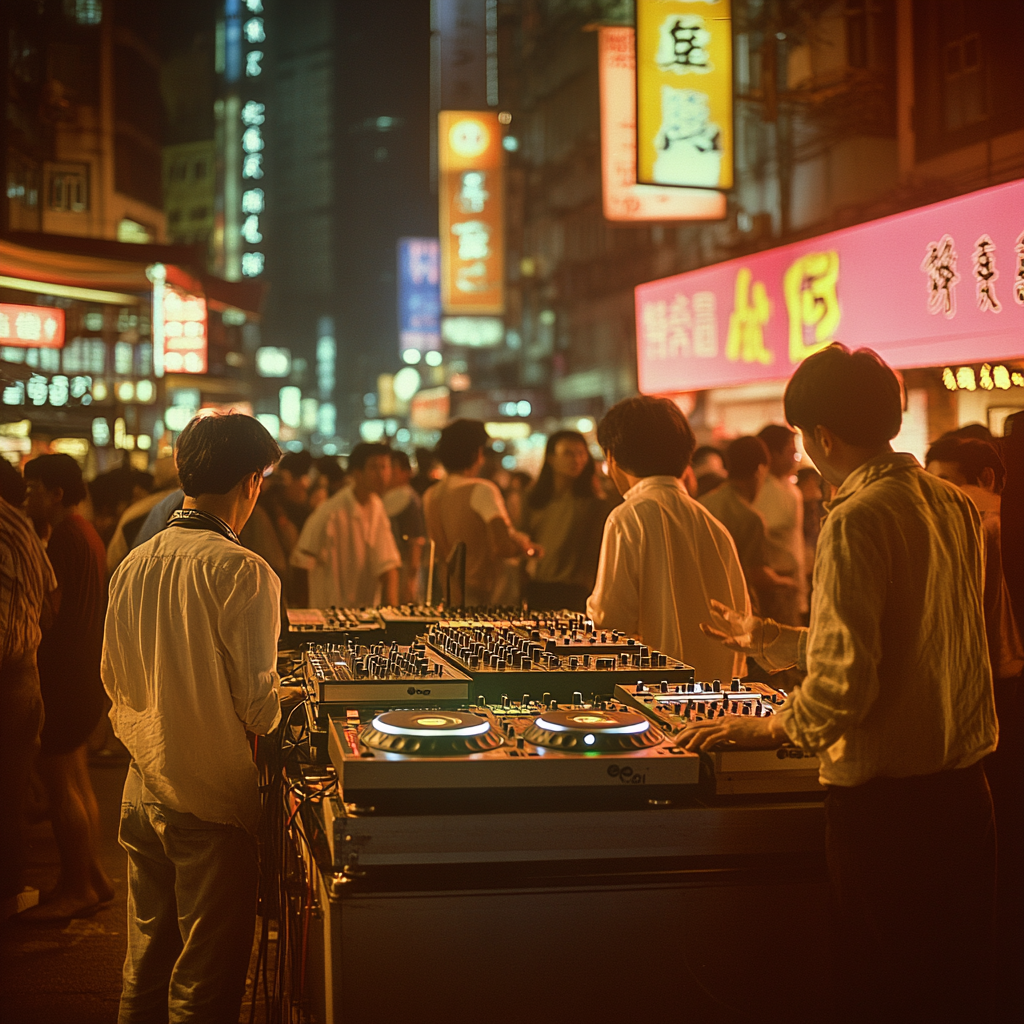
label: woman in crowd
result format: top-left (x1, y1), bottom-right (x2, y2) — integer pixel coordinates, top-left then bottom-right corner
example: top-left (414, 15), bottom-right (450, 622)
top-left (522, 431), bottom-right (613, 611)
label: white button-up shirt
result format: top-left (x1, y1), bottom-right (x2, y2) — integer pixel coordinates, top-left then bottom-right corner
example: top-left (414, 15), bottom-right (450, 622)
top-left (102, 525), bottom-right (282, 833)
top-left (587, 476), bottom-right (749, 682)
top-left (778, 453), bottom-right (996, 787)
top-left (292, 486), bottom-right (401, 608)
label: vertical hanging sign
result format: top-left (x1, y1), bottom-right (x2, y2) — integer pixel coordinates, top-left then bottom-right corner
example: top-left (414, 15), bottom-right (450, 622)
top-left (239, 0), bottom-right (266, 278)
top-left (599, 26), bottom-right (726, 221)
top-left (439, 111), bottom-right (505, 316)
top-left (636, 0), bottom-right (734, 190)
top-left (398, 238), bottom-right (442, 354)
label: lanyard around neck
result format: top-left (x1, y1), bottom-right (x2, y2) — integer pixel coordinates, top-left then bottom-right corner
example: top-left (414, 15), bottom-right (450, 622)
top-left (166, 508), bottom-right (239, 545)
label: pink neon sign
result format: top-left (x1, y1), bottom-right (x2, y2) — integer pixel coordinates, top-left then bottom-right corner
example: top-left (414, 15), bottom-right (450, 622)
top-left (635, 180), bottom-right (1024, 394)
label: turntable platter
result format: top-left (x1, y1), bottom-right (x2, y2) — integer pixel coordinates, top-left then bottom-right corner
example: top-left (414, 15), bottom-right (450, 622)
top-left (523, 709), bottom-right (663, 751)
top-left (360, 710), bottom-right (505, 755)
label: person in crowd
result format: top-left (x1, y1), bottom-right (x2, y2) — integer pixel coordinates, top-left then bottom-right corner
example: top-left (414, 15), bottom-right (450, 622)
top-left (754, 424), bottom-right (806, 625)
top-left (131, 484), bottom-right (185, 550)
top-left (259, 451), bottom-right (314, 607)
top-left (309, 455), bottom-right (347, 510)
top-left (291, 442), bottom-right (400, 607)
top-left (20, 454), bottom-right (113, 921)
top-left (383, 449), bottom-right (426, 604)
top-left (411, 447), bottom-right (443, 495)
top-left (102, 413), bottom-right (282, 1023)
top-left (504, 470), bottom-right (533, 528)
top-left (925, 433), bottom-right (1023, 985)
top-left (700, 436), bottom-right (798, 616)
top-left (586, 397), bottom-right (749, 683)
top-left (423, 420), bottom-right (537, 607)
top-left (105, 458), bottom-right (180, 576)
top-left (89, 467), bottom-right (153, 547)
top-left (684, 344), bottom-right (995, 1024)
top-left (691, 444), bottom-right (727, 497)
top-left (523, 430), bottom-right (611, 612)
top-left (796, 466), bottom-right (825, 605)
top-left (0, 460), bottom-right (56, 917)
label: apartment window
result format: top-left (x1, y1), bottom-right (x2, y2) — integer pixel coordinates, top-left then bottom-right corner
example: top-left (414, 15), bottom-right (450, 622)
top-left (846, 0), bottom-right (894, 70)
top-left (942, 1), bottom-right (986, 131)
top-left (168, 209), bottom-right (182, 225)
top-left (169, 161), bottom-right (188, 182)
top-left (48, 167), bottom-right (88, 212)
top-left (189, 206), bottom-right (209, 221)
top-left (194, 160), bottom-right (208, 180)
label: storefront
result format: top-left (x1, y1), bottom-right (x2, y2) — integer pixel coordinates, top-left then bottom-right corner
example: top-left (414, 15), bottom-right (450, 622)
top-left (634, 179), bottom-right (1024, 458)
top-left (0, 236), bottom-right (262, 471)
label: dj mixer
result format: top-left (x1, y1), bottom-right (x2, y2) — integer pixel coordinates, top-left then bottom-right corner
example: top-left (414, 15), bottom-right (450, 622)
top-left (425, 623), bottom-right (694, 703)
top-left (377, 605), bottom-right (590, 644)
top-left (327, 699), bottom-right (699, 814)
top-left (615, 679), bottom-right (823, 795)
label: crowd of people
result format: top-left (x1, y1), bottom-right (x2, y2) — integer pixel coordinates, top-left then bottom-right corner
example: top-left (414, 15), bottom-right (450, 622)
top-left (0, 342), bottom-right (1021, 1022)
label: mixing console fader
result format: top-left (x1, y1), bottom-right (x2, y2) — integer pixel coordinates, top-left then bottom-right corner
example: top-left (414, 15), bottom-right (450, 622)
top-left (426, 623), bottom-right (694, 704)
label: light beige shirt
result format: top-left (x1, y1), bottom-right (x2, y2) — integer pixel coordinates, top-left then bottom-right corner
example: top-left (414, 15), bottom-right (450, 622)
top-left (587, 476), bottom-right (749, 682)
top-left (778, 453), bottom-right (996, 787)
top-left (292, 486), bottom-right (401, 608)
top-left (102, 526), bottom-right (282, 832)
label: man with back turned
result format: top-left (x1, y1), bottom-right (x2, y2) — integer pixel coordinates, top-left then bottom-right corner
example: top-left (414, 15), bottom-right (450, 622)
top-left (102, 413), bottom-right (283, 1023)
top-left (679, 345), bottom-right (996, 1023)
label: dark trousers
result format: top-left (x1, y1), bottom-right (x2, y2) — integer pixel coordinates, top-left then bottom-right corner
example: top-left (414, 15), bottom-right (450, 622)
top-left (826, 762), bottom-right (996, 1024)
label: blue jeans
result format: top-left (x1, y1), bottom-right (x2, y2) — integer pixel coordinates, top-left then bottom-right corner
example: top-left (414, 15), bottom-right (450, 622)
top-left (117, 764), bottom-right (258, 1024)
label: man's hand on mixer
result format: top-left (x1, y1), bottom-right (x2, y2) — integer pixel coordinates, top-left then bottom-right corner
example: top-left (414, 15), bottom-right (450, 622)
top-left (675, 712), bottom-right (788, 753)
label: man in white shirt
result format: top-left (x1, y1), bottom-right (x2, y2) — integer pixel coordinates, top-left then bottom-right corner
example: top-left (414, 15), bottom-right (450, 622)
top-left (754, 424), bottom-right (806, 625)
top-left (423, 420), bottom-right (537, 606)
top-left (680, 345), bottom-right (995, 1024)
top-left (102, 413), bottom-right (283, 1024)
top-left (291, 443), bottom-right (401, 608)
top-left (586, 396), bottom-right (750, 683)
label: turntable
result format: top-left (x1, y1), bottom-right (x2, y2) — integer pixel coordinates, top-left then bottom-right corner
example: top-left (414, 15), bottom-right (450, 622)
top-left (328, 700), bottom-right (699, 813)
top-left (615, 680), bottom-right (823, 796)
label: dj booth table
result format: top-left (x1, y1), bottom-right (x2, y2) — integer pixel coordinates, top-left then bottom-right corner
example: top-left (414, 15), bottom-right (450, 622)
top-left (289, 789), bottom-right (831, 1024)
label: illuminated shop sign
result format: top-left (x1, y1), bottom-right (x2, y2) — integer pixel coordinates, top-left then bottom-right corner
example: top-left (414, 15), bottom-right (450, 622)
top-left (439, 111), bottom-right (505, 316)
top-left (2, 373), bottom-right (92, 409)
top-left (636, 0), bottom-right (733, 190)
top-left (159, 286), bottom-right (209, 375)
top-left (635, 180), bottom-right (1024, 394)
top-left (599, 27), bottom-right (725, 222)
top-left (0, 303), bottom-right (65, 349)
top-left (398, 238), bottom-right (441, 354)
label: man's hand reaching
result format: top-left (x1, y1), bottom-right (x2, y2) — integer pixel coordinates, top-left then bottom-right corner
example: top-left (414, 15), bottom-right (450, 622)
top-left (699, 599), bottom-right (806, 672)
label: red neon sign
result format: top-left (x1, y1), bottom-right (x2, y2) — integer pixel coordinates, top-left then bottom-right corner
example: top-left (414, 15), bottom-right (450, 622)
top-left (0, 303), bottom-right (65, 349)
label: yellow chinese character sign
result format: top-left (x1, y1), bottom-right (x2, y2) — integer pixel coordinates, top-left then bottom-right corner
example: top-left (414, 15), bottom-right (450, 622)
top-left (636, 0), bottom-right (733, 190)
top-left (783, 251), bottom-right (841, 362)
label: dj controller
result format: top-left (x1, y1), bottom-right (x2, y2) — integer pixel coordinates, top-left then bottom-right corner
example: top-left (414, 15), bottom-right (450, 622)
top-left (286, 607), bottom-right (385, 643)
top-left (615, 679), bottom-right (823, 794)
top-left (327, 699), bottom-right (699, 814)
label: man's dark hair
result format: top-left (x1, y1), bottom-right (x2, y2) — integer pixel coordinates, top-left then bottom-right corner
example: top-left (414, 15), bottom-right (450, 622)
top-left (758, 423), bottom-right (795, 455)
top-left (725, 436), bottom-right (770, 480)
top-left (390, 449), bottom-right (412, 473)
top-left (313, 455), bottom-right (346, 488)
top-left (926, 436), bottom-right (1006, 491)
top-left (950, 423), bottom-right (994, 443)
top-left (24, 453), bottom-right (88, 506)
top-left (436, 419), bottom-right (490, 473)
top-left (0, 458), bottom-right (27, 507)
top-left (597, 396), bottom-right (696, 478)
top-left (278, 450), bottom-right (313, 478)
top-left (175, 413), bottom-right (280, 497)
top-left (784, 343), bottom-right (903, 447)
top-left (348, 442), bottom-right (391, 472)
top-left (924, 436), bottom-right (961, 467)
